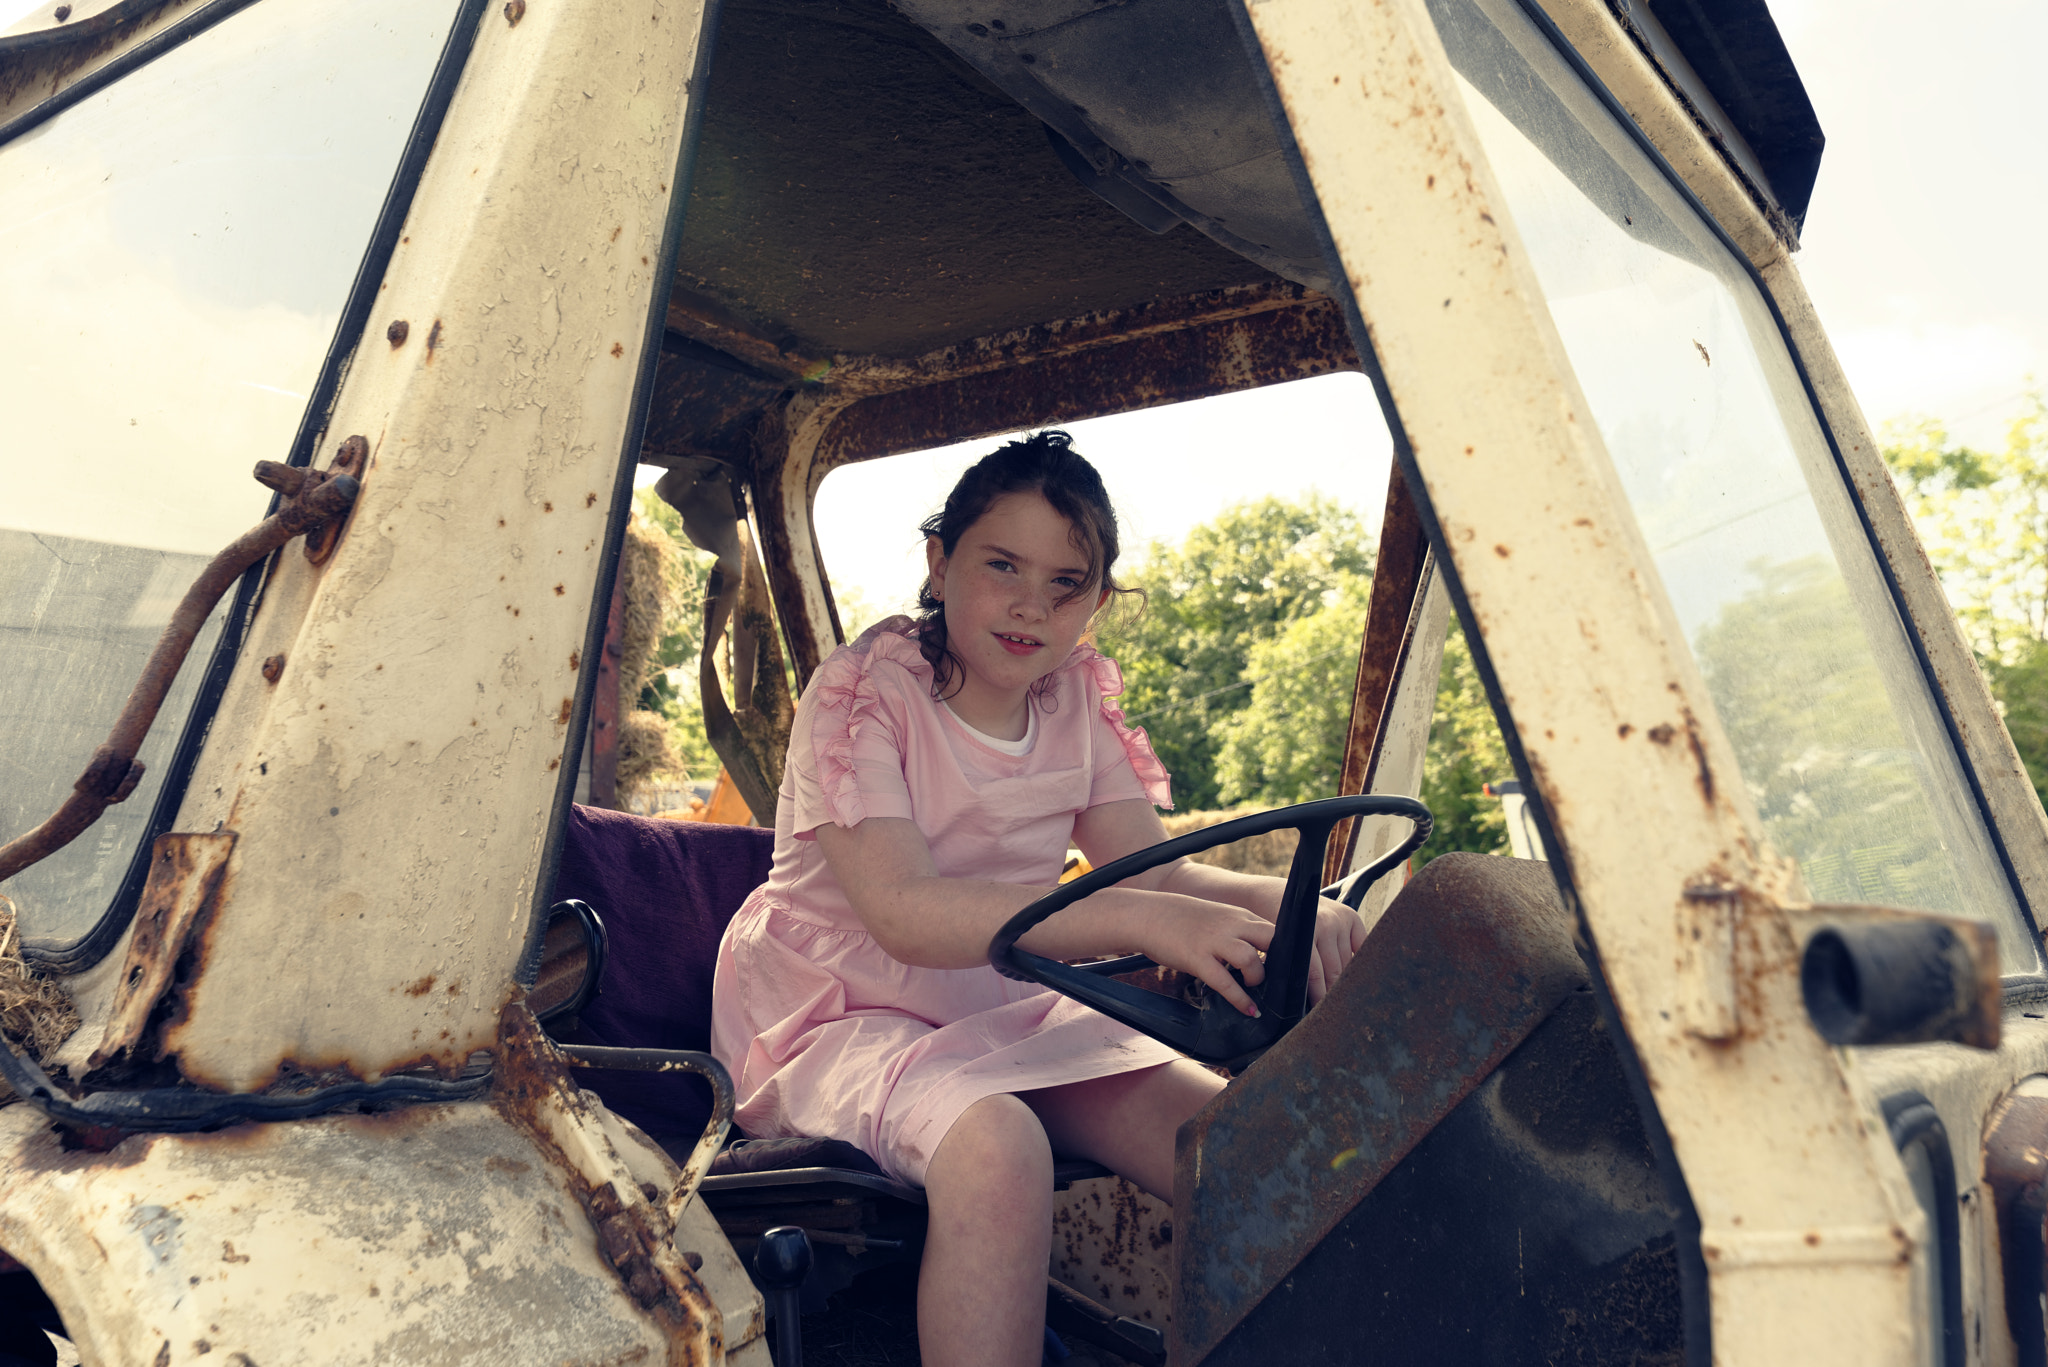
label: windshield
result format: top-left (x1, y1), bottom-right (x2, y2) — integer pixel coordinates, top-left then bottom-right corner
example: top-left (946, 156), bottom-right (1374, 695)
top-left (1423, 0), bottom-right (2038, 970)
top-left (0, 0), bottom-right (462, 948)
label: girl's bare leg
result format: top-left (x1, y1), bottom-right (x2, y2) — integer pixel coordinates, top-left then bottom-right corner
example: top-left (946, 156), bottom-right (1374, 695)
top-left (1024, 1060), bottom-right (1225, 1200)
top-left (918, 1093), bottom-right (1056, 1367)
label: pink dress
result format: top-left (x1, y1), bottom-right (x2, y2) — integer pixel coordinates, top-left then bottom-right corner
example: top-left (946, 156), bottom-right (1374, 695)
top-left (708, 617), bottom-right (1182, 1186)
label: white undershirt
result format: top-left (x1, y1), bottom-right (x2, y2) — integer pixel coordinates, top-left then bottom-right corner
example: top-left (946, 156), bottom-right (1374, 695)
top-left (943, 701), bottom-right (1038, 756)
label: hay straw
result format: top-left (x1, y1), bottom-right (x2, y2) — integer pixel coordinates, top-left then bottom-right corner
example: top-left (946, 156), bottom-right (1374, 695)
top-left (614, 513), bottom-right (695, 805)
top-left (1159, 807), bottom-right (1298, 879)
top-left (0, 894), bottom-right (81, 1105)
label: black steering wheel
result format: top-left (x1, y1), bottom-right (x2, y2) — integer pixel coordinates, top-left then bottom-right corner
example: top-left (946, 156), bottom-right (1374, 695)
top-left (988, 795), bottom-right (1432, 1067)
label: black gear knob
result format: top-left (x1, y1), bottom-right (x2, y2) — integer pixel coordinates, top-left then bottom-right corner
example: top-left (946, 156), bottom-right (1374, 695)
top-left (754, 1225), bottom-right (814, 1288)
top-left (754, 1226), bottom-right (812, 1367)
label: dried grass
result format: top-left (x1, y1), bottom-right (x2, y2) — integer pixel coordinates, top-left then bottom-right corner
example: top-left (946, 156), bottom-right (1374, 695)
top-left (1159, 807), bottom-right (1298, 879)
top-left (0, 895), bottom-right (80, 1105)
top-left (615, 513), bottom-right (693, 804)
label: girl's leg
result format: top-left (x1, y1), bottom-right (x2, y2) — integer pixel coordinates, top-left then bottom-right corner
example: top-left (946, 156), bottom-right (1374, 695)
top-left (918, 1093), bottom-right (1056, 1367)
top-left (1023, 1059), bottom-right (1225, 1200)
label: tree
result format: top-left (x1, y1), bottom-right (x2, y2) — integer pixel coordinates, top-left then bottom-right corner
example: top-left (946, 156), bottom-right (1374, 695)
top-left (1095, 494), bottom-right (1373, 811)
top-left (1095, 495), bottom-right (1512, 865)
top-left (631, 487), bottom-right (723, 786)
top-left (1212, 572), bottom-right (1372, 805)
top-left (1884, 393), bottom-right (2048, 804)
top-left (1416, 620), bottom-right (1511, 864)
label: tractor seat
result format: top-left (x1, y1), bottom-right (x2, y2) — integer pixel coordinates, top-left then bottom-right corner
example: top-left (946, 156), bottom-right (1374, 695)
top-left (544, 805), bottom-right (1128, 1333)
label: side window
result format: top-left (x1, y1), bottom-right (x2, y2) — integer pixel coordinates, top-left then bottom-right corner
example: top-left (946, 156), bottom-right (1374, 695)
top-left (0, 0), bottom-right (465, 949)
top-left (1421, 0), bottom-right (2038, 971)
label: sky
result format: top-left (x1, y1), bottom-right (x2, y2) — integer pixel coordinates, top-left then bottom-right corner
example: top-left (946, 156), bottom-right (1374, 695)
top-left (7, 0), bottom-right (2036, 595)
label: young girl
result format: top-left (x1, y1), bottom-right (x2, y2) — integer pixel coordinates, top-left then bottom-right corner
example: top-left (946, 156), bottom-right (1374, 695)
top-left (709, 431), bottom-right (1366, 1366)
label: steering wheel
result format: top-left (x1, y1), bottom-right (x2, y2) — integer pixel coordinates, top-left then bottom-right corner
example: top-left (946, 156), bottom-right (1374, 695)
top-left (988, 795), bottom-right (1432, 1067)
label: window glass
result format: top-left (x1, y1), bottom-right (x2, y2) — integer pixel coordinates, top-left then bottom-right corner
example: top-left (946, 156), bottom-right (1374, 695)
top-left (0, 0), bottom-right (461, 946)
top-left (1422, 0), bottom-right (2037, 969)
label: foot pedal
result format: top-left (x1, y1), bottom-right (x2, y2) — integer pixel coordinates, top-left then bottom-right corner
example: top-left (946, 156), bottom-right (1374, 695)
top-left (1046, 1277), bottom-right (1165, 1367)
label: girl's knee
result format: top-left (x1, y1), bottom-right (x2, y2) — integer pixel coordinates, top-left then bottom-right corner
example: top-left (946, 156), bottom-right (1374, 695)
top-left (929, 1094), bottom-right (1053, 1190)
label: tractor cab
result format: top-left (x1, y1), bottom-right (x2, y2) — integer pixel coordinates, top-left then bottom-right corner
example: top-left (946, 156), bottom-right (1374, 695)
top-left (2, 0), bottom-right (2044, 1363)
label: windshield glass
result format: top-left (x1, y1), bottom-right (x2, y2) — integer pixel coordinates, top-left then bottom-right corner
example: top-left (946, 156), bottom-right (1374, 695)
top-left (0, 0), bottom-right (462, 947)
top-left (1423, 0), bottom-right (2037, 970)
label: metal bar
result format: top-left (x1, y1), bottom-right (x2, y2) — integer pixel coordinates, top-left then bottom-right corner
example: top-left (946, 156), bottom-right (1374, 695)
top-left (0, 470), bottom-right (358, 884)
top-left (1324, 467), bottom-right (1429, 885)
top-left (555, 1043), bottom-right (736, 1222)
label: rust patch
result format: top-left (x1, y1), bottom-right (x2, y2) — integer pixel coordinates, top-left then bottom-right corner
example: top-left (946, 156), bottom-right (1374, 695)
top-left (611, 342), bottom-right (625, 358)
top-left (403, 976), bottom-right (437, 998)
top-left (90, 832), bottom-right (238, 1072)
top-left (1617, 723), bottom-right (1633, 739)
top-left (425, 319), bottom-right (444, 360)
top-left (490, 1005), bottom-right (713, 1346)
top-left (557, 698), bottom-right (573, 724)
top-left (1493, 543), bottom-right (1511, 558)
top-left (260, 655), bottom-right (285, 684)
top-left (221, 1241), bottom-right (249, 1264)
top-left (1646, 723), bottom-right (1676, 745)
top-left (504, 0), bottom-right (525, 24)
top-left (569, 650), bottom-right (581, 671)
top-left (386, 319), bottom-right (410, 348)
top-left (304, 436), bottom-right (369, 566)
top-left (586, 492), bottom-right (599, 508)
top-left (1680, 708), bottom-right (1715, 805)
top-left (554, 584), bottom-right (566, 596)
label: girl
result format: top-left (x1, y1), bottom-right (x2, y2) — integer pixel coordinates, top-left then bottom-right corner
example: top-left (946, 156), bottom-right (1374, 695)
top-left (709, 431), bottom-right (1366, 1366)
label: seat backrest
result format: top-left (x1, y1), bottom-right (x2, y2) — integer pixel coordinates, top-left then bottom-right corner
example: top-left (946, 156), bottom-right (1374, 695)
top-left (548, 803), bottom-right (774, 1141)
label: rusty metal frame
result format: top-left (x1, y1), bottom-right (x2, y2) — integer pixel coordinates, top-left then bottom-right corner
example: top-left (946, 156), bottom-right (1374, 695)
top-left (1236, 0), bottom-right (1942, 1360)
top-left (720, 284), bottom-right (1362, 687)
top-left (1323, 468), bottom-right (1429, 885)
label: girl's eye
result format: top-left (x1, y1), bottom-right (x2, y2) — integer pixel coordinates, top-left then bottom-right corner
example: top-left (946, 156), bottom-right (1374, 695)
top-left (986, 559), bottom-right (1014, 573)
top-left (1052, 575), bottom-right (1082, 589)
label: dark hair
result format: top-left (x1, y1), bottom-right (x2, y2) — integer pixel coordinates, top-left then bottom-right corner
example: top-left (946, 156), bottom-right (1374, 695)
top-left (915, 430), bottom-right (1132, 701)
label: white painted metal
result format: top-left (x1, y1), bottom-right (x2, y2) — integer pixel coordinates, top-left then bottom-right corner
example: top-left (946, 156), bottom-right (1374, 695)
top-left (0, 1096), bottom-right (762, 1366)
top-left (1239, 0), bottom-right (1933, 1359)
top-left (148, 0), bottom-right (710, 1092)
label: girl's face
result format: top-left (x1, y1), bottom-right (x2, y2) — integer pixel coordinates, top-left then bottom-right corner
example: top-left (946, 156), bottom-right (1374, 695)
top-left (925, 491), bottom-right (1110, 719)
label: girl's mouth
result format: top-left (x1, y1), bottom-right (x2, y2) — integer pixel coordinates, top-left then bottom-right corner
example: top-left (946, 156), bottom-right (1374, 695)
top-left (993, 632), bottom-right (1043, 656)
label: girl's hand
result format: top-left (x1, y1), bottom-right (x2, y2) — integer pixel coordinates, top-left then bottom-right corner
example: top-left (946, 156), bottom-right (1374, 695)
top-left (1307, 896), bottom-right (1369, 1005)
top-left (1136, 897), bottom-right (1275, 1019)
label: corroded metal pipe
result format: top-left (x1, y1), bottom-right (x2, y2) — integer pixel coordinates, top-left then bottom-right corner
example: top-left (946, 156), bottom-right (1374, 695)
top-left (555, 1043), bottom-right (736, 1221)
top-left (0, 470), bottom-right (360, 884)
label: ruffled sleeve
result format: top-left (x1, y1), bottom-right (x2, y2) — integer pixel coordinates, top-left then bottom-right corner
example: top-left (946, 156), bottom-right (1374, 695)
top-left (790, 618), bottom-right (926, 837)
top-left (1078, 648), bottom-right (1173, 811)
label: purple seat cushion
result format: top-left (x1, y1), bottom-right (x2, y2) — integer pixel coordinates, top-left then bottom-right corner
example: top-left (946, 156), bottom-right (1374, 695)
top-left (548, 804), bottom-right (773, 1143)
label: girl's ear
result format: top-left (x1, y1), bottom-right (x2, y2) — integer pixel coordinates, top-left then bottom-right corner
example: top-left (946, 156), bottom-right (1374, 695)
top-left (925, 535), bottom-right (948, 600)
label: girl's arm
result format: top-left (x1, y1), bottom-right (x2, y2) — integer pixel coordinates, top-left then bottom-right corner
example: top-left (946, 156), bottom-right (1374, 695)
top-left (1072, 799), bottom-right (1369, 1003)
top-left (815, 816), bottom-right (1274, 1016)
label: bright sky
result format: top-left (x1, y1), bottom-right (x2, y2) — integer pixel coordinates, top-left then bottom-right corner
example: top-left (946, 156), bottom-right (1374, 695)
top-left (8, 0), bottom-right (2033, 581)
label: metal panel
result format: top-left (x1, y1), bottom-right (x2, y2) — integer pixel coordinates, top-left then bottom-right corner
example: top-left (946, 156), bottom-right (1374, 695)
top-left (153, 0), bottom-right (716, 1092)
top-left (1236, 0), bottom-right (1933, 1360)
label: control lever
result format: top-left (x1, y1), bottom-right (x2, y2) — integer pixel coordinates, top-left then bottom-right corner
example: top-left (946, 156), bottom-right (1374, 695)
top-left (754, 1225), bottom-right (813, 1367)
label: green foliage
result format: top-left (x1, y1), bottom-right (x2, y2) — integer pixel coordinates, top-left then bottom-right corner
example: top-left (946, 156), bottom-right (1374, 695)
top-left (631, 488), bottom-right (722, 782)
top-left (1212, 573), bottom-right (1372, 805)
top-left (1884, 396), bottom-right (2048, 659)
top-left (1692, 555), bottom-right (1954, 906)
top-left (1095, 494), bottom-right (1373, 811)
top-left (1416, 621), bottom-right (1510, 864)
top-left (1883, 393), bottom-right (2048, 802)
top-left (1095, 494), bottom-right (1512, 865)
